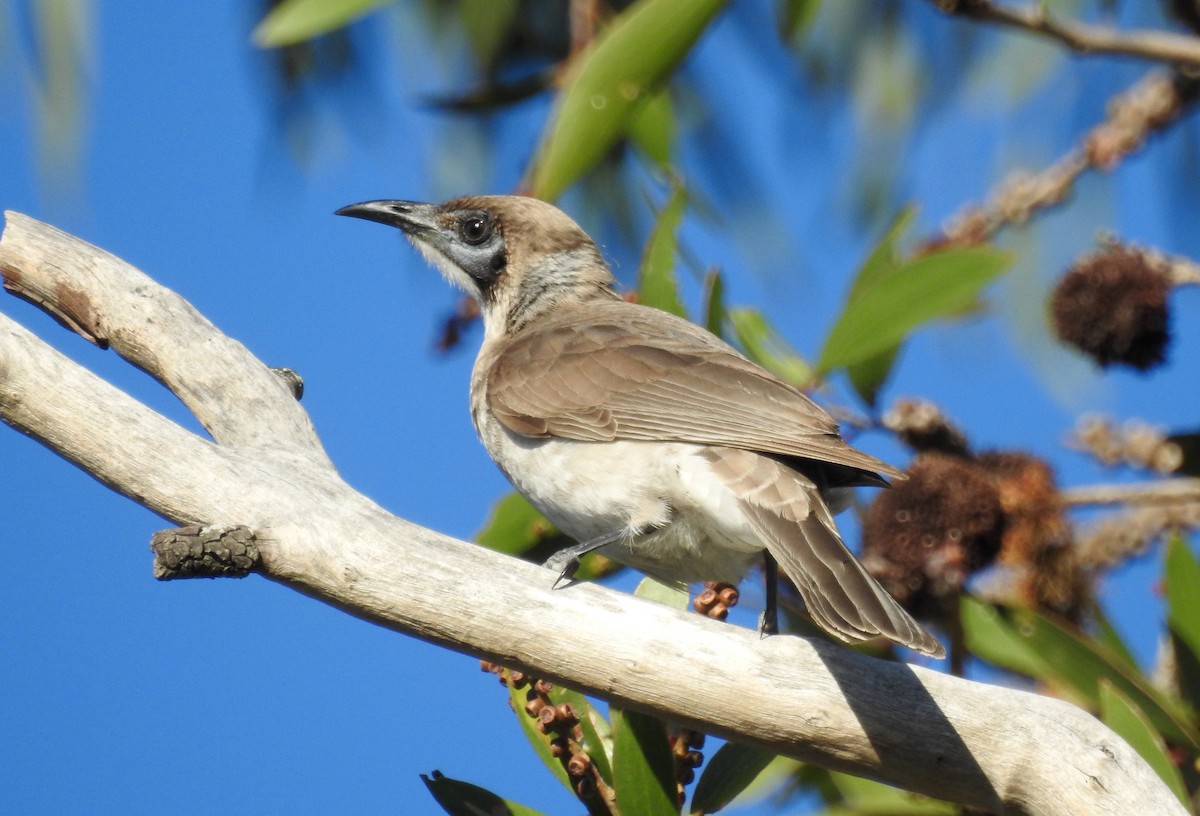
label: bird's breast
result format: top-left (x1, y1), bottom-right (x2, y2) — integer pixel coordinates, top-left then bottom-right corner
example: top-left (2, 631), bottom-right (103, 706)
top-left (471, 399), bottom-right (764, 584)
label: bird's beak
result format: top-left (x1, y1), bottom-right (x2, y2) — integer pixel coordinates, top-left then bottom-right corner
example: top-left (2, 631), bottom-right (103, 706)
top-left (334, 200), bottom-right (440, 235)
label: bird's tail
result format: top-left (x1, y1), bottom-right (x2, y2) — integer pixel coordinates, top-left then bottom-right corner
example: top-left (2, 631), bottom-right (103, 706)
top-left (702, 447), bottom-right (945, 658)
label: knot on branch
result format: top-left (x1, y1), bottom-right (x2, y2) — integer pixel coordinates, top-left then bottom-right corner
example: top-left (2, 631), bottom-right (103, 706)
top-left (151, 524), bottom-right (260, 580)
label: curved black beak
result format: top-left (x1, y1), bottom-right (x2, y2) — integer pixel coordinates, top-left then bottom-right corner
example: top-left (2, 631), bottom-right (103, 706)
top-left (334, 200), bottom-right (438, 234)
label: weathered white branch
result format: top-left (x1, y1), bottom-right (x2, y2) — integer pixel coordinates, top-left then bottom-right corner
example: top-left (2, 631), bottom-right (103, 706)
top-left (0, 213), bottom-right (1186, 816)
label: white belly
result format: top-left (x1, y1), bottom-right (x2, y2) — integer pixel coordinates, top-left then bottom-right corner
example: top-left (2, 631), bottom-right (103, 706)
top-left (474, 406), bottom-right (764, 585)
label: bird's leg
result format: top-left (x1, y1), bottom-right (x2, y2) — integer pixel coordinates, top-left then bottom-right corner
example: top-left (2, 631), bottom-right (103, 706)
top-left (543, 529), bottom-right (628, 589)
top-left (760, 550), bottom-right (780, 637)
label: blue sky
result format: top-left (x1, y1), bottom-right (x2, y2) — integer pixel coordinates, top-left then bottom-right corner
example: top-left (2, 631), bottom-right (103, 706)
top-left (2, 2), bottom-right (1198, 814)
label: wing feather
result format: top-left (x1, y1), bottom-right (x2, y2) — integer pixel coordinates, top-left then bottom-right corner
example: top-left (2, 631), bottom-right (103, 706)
top-left (487, 300), bottom-right (900, 477)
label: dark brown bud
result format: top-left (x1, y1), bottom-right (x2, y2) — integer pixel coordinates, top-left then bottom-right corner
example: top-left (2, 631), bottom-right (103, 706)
top-left (863, 453), bottom-right (1005, 615)
top-left (555, 703), bottom-right (579, 726)
top-left (537, 705), bottom-right (559, 732)
top-left (524, 696), bottom-right (548, 718)
top-left (533, 678), bottom-right (555, 696)
top-left (1051, 245), bottom-right (1171, 371)
top-left (549, 737), bottom-right (570, 758)
top-left (508, 670), bottom-right (528, 689)
top-left (567, 754), bottom-right (592, 777)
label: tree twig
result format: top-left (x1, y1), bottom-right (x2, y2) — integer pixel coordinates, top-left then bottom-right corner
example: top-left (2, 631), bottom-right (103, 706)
top-left (1062, 478), bottom-right (1200, 507)
top-left (0, 212), bottom-right (1187, 816)
top-left (933, 70), bottom-right (1199, 247)
top-left (931, 0), bottom-right (1200, 68)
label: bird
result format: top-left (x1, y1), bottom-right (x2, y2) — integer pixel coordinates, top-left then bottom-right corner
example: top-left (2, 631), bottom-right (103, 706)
top-left (336, 194), bottom-right (944, 658)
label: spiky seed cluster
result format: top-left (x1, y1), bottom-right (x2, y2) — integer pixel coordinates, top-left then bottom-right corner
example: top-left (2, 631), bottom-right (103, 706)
top-left (862, 453), bottom-right (1006, 615)
top-left (980, 452), bottom-right (1083, 618)
top-left (1050, 246), bottom-right (1171, 371)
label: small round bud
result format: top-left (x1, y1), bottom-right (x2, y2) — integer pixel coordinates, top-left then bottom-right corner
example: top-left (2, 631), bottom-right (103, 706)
top-left (1051, 246), bottom-right (1171, 371)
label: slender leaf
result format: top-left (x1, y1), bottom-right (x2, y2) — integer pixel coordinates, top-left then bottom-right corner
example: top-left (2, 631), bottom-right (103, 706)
top-left (841, 208), bottom-right (916, 404)
top-left (690, 742), bottom-right (776, 814)
top-left (847, 206), bottom-right (916, 301)
top-left (421, 773), bottom-right (548, 816)
top-left (611, 707), bottom-right (680, 816)
top-left (475, 492), bottom-right (559, 556)
top-left (701, 269), bottom-right (726, 337)
top-left (253, 0), bottom-right (386, 47)
top-left (817, 247), bottom-right (1010, 373)
top-left (962, 597), bottom-right (1200, 751)
top-left (506, 680), bottom-right (574, 792)
top-left (779, 0), bottom-right (822, 43)
top-left (527, 0), bottom-right (728, 199)
top-left (458, 0), bottom-right (520, 69)
top-left (829, 771), bottom-right (958, 814)
top-left (846, 346), bottom-right (900, 408)
top-left (1098, 682), bottom-right (1193, 810)
top-left (555, 688), bottom-right (615, 785)
top-left (1087, 601), bottom-right (1139, 671)
top-left (638, 184), bottom-right (689, 318)
top-left (635, 575), bottom-right (691, 609)
top-left (1165, 534), bottom-right (1200, 711)
top-left (474, 493), bottom-right (615, 581)
top-left (628, 87), bottom-right (675, 169)
top-left (727, 307), bottom-right (814, 385)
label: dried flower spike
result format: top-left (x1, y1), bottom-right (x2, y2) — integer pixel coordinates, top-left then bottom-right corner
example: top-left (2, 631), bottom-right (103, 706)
top-left (1051, 245), bottom-right (1171, 371)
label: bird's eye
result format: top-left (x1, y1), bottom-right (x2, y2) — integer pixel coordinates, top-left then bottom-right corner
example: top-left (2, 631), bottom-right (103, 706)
top-left (460, 215), bottom-right (493, 245)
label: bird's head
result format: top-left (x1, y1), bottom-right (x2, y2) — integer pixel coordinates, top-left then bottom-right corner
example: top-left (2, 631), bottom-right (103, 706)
top-left (336, 195), bottom-right (617, 338)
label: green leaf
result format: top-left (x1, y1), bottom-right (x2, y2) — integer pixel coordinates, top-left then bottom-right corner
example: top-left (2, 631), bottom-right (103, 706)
top-left (253, 0), bottom-right (386, 47)
top-left (817, 247), bottom-right (1011, 374)
top-left (506, 680), bottom-right (574, 792)
top-left (635, 576), bottom-right (690, 610)
top-left (840, 208), bottom-right (916, 404)
top-left (701, 269), bottom-right (726, 337)
top-left (1165, 534), bottom-right (1200, 711)
top-left (845, 346), bottom-right (900, 409)
top-left (638, 184), bottom-right (689, 318)
top-left (1098, 682), bottom-right (1193, 810)
top-left (689, 742), bottom-right (776, 814)
top-left (727, 307), bottom-right (813, 385)
top-left (421, 772), bottom-right (548, 816)
top-left (829, 771), bottom-right (958, 814)
top-left (611, 707), bottom-right (680, 816)
top-left (1089, 601), bottom-right (1140, 672)
top-left (526, 0), bottom-right (728, 199)
top-left (847, 206), bottom-right (917, 302)
top-left (778, 0), bottom-right (822, 44)
top-left (475, 492), bottom-right (560, 556)
top-left (962, 597), bottom-right (1200, 751)
top-left (555, 688), bottom-right (615, 785)
top-left (628, 87), bottom-right (675, 169)
top-left (457, 0), bottom-right (520, 69)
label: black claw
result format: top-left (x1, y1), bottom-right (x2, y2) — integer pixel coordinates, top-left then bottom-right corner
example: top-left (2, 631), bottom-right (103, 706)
top-left (551, 557), bottom-right (581, 589)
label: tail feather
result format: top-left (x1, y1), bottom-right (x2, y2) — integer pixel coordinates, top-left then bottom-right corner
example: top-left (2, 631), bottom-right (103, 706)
top-left (702, 447), bottom-right (944, 658)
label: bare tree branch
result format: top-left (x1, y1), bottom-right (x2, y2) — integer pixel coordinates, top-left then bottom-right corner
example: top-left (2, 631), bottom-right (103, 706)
top-left (0, 213), bottom-right (1187, 816)
top-left (1063, 478), bottom-right (1200, 507)
top-left (931, 0), bottom-right (1200, 67)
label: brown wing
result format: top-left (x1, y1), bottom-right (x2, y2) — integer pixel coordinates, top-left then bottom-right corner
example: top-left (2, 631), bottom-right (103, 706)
top-left (487, 300), bottom-right (901, 478)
